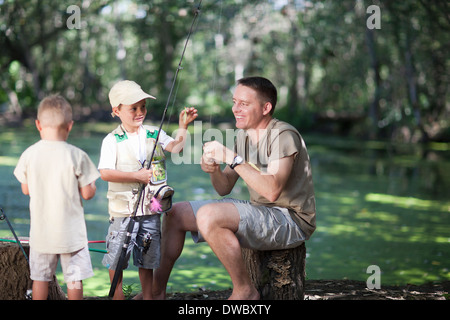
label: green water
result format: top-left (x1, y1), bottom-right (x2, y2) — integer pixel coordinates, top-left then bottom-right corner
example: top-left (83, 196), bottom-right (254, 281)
top-left (1, 121), bottom-right (449, 297)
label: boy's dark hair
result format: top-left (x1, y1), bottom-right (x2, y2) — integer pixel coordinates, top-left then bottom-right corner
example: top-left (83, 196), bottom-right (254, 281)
top-left (237, 77), bottom-right (277, 115)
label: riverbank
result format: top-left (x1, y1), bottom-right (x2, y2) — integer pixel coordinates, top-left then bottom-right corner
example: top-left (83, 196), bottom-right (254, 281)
top-left (167, 279), bottom-right (449, 300)
top-left (86, 279), bottom-right (449, 300)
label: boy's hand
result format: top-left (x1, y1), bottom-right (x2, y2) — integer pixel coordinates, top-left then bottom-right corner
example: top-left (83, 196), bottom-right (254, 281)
top-left (165, 107), bottom-right (198, 153)
top-left (135, 168), bottom-right (153, 184)
top-left (179, 107), bottom-right (198, 128)
top-left (80, 181), bottom-right (97, 200)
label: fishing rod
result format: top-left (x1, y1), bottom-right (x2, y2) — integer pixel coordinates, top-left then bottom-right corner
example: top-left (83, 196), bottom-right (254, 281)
top-left (0, 208), bottom-right (29, 264)
top-left (108, 0), bottom-right (203, 298)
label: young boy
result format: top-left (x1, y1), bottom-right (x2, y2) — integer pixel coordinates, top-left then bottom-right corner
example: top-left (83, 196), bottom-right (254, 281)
top-left (14, 94), bottom-right (100, 300)
top-left (99, 80), bottom-right (197, 300)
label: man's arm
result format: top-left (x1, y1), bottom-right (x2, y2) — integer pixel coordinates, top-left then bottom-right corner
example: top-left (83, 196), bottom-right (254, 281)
top-left (201, 154), bottom-right (239, 196)
top-left (234, 156), bottom-right (294, 202)
top-left (202, 141), bottom-right (294, 201)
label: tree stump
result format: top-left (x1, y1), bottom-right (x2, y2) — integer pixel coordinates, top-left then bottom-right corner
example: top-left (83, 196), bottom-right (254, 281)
top-left (242, 243), bottom-right (306, 300)
top-left (0, 239), bottom-right (66, 300)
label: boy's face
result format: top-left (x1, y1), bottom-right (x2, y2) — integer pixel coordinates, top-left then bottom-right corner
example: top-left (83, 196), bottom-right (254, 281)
top-left (113, 99), bottom-right (147, 132)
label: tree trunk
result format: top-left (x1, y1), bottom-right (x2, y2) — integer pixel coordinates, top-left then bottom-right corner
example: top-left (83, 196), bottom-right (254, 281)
top-left (365, 27), bottom-right (381, 140)
top-left (0, 239), bottom-right (66, 300)
top-left (242, 243), bottom-right (306, 300)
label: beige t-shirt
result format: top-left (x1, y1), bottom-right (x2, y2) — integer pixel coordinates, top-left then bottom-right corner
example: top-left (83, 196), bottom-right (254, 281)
top-left (14, 140), bottom-right (100, 254)
top-left (235, 119), bottom-right (316, 239)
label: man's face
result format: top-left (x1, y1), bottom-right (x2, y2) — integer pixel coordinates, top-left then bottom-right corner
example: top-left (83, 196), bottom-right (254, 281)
top-left (232, 85), bottom-right (265, 130)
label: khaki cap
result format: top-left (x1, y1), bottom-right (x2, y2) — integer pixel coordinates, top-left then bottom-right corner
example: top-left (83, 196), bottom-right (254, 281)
top-left (108, 80), bottom-right (156, 108)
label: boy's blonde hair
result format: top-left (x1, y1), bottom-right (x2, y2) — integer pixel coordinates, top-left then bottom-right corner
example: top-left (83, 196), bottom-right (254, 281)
top-left (37, 94), bottom-right (73, 128)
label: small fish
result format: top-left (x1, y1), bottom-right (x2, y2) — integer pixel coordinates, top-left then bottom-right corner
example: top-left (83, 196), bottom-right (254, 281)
top-left (183, 107), bottom-right (188, 124)
top-left (248, 162), bottom-right (260, 171)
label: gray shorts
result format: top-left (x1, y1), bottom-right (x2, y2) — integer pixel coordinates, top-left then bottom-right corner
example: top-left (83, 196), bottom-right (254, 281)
top-left (102, 215), bottom-right (161, 270)
top-left (30, 246), bottom-right (94, 282)
top-left (190, 198), bottom-right (305, 251)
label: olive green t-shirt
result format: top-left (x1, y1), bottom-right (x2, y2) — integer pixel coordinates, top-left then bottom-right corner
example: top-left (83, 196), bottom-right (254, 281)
top-left (235, 118), bottom-right (316, 239)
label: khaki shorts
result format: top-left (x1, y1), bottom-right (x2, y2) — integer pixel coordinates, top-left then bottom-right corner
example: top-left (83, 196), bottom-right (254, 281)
top-left (189, 198), bottom-right (305, 251)
top-left (30, 246), bottom-right (94, 282)
top-left (102, 215), bottom-right (161, 270)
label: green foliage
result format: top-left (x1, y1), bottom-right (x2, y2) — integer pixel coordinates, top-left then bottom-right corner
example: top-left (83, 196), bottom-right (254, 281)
top-left (1, 0), bottom-right (448, 140)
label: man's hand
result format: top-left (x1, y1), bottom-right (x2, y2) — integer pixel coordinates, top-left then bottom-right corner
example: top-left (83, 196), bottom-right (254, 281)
top-left (200, 141), bottom-right (240, 196)
top-left (202, 141), bottom-right (235, 165)
top-left (200, 152), bottom-right (220, 173)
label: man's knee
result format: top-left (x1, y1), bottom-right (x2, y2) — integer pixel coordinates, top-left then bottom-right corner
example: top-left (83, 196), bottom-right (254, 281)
top-left (197, 203), bottom-right (239, 236)
top-left (164, 201), bottom-right (196, 232)
top-left (196, 203), bottom-right (215, 234)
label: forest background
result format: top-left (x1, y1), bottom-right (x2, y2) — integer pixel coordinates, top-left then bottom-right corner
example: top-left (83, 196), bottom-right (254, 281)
top-left (1, 0), bottom-right (448, 142)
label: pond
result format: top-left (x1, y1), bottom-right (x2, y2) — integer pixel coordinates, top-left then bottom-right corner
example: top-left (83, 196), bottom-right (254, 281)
top-left (0, 121), bottom-right (449, 297)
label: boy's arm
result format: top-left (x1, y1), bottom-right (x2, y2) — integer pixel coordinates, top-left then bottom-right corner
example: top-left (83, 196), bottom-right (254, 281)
top-left (165, 107), bottom-right (198, 153)
top-left (21, 183), bottom-right (29, 195)
top-left (80, 181), bottom-right (96, 200)
top-left (100, 168), bottom-right (152, 185)
top-left (98, 134), bottom-right (152, 185)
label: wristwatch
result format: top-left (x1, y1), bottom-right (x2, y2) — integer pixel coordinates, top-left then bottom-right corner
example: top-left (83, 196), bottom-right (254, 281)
top-left (230, 155), bottom-right (243, 169)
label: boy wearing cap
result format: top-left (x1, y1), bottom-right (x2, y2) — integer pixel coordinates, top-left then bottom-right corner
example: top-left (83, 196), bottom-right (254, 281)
top-left (98, 80), bottom-right (197, 299)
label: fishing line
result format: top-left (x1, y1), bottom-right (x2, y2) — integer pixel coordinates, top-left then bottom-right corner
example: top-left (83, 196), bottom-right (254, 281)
top-left (164, 3), bottom-right (203, 131)
top-left (209, 0), bottom-right (224, 126)
top-left (0, 208), bottom-right (29, 264)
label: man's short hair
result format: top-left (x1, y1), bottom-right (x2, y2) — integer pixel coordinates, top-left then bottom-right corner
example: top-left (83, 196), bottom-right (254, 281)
top-left (237, 77), bottom-right (277, 115)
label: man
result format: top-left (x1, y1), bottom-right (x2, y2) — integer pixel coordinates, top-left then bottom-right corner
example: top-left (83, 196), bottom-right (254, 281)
top-left (153, 76), bottom-right (316, 300)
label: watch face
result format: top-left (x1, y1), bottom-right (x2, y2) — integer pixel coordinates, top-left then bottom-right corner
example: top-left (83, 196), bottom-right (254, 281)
top-left (231, 155), bottom-right (243, 169)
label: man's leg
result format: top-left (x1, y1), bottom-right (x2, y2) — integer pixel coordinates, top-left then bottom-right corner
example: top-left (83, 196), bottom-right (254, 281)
top-left (153, 202), bottom-right (198, 299)
top-left (196, 202), bottom-right (259, 300)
